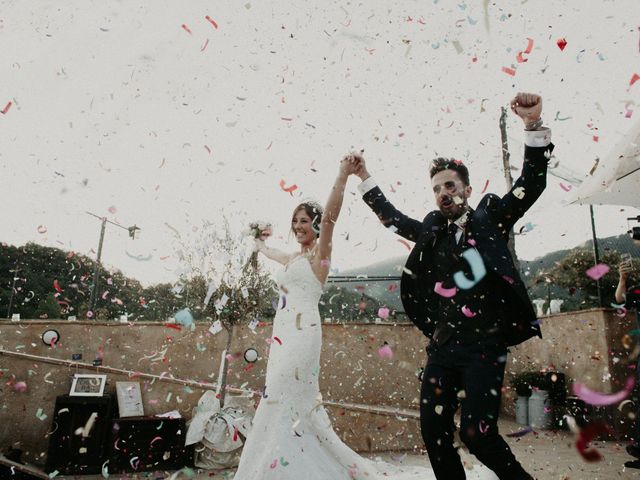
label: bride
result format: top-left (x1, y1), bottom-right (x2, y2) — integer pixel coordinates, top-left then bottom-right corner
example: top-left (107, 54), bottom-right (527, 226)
top-left (233, 155), bottom-right (496, 479)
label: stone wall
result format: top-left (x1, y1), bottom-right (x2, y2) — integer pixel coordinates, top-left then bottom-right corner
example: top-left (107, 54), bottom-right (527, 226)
top-left (0, 308), bottom-right (634, 467)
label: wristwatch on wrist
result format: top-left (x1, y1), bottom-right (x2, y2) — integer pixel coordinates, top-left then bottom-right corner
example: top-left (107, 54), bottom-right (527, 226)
top-left (525, 118), bottom-right (544, 131)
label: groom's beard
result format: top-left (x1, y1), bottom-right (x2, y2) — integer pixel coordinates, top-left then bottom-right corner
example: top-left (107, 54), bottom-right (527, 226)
top-left (438, 196), bottom-right (468, 220)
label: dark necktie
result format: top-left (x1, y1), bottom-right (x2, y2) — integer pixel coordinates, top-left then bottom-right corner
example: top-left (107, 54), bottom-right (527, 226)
top-left (448, 223), bottom-right (459, 250)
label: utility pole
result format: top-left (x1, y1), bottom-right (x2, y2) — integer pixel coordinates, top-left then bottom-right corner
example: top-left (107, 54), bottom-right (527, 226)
top-left (589, 205), bottom-right (603, 307)
top-left (86, 212), bottom-right (141, 318)
top-left (499, 106), bottom-right (520, 272)
top-left (6, 261), bottom-right (20, 319)
top-left (89, 217), bottom-right (107, 316)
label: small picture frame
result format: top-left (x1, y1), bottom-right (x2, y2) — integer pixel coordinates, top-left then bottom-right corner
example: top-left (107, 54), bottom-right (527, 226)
top-left (69, 374), bottom-right (107, 397)
top-left (116, 382), bottom-right (145, 418)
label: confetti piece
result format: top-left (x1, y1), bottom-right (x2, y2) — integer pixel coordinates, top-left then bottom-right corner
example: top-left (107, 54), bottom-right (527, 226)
top-left (295, 313), bottom-right (302, 330)
top-left (53, 279), bottom-right (63, 293)
top-left (125, 251), bottom-right (153, 261)
top-left (501, 66), bottom-right (516, 76)
top-left (205, 15), bottom-right (218, 29)
top-left (279, 179), bottom-right (298, 194)
top-left (576, 422), bottom-right (611, 462)
top-left (378, 307), bottom-right (390, 319)
top-left (573, 376), bottom-right (634, 406)
top-left (1, 101), bottom-right (12, 115)
top-left (461, 305), bottom-right (477, 317)
top-left (480, 179), bottom-right (489, 194)
top-left (201, 38), bottom-right (209, 52)
top-left (280, 457), bottom-right (289, 467)
top-left (585, 263), bottom-right (609, 281)
top-left (397, 238), bottom-right (412, 250)
top-left (512, 187), bottom-right (525, 199)
top-left (434, 405), bottom-right (443, 415)
top-left (37, 225), bottom-right (48, 234)
top-left (554, 111), bottom-right (572, 121)
top-left (14, 381), bottom-right (27, 392)
top-left (559, 182), bottom-right (572, 192)
top-left (174, 308), bottom-right (193, 327)
top-left (506, 426), bottom-right (534, 438)
top-left (150, 436), bottom-right (163, 447)
top-left (629, 73), bottom-right (640, 88)
top-left (36, 408), bottom-right (48, 421)
top-left (130, 456), bottom-right (140, 470)
top-left (523, 37), bottom-right (534, 54)
top-left (478, 420), bottom-right (489, 433)
top-left (453, 249), bottom-right (487, 289)
top-left (377, 344), bottom-right (394, 359)
top-left (273, 336), bottom-right (282, 345)
top-left (44, 372), bottom-right (54, 384)
top-left (101, 460), bottom-right (109, 479)
top-left (557, 38), bottom-right (567, 51)
top-left (270, 459), bottom-right (278, 469)
top-left (181, 24), bottom-right (192, 35)
top-left (434, 282), bottom-right (457, 298)
top-left (515, 51), bottom-right (528, 63)
top-left (108, 206), bottom-right (117, 214)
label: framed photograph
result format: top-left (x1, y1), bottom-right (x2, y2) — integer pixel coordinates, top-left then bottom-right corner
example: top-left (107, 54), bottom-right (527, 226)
top-left (115, 382), bottom-right (145, 418)
top-left (69, 374), bottom-right (107, 397)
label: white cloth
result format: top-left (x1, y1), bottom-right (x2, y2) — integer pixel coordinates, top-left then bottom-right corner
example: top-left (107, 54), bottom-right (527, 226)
top-left (232, 255), bottom-right (497, 479)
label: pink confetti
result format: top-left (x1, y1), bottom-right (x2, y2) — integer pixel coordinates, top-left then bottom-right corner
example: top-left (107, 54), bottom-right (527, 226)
top-left (573, 377), bottom-right (634, 406)
top-left (279, 179), bottom-right (298, 194)
top-left (108, 206), bottom-right (117, 214)
top-left (377, 307), bottom-right (390, 319)
top-left (478, 420), bottom-right (489, 433)
top-left (501, 66), bottom-right (516, 76)
top-left (461, 305), bottom-right (477, 317)
top-left (523, 37), bottom-right (534, 54)
top-left (37, 225), bottom-right (47, 234)
top-left (585, 263), bottom-right (609, 281)
top-left (181, 24), bottom-right (192, 35)
top-left (53, 279), bottom-right (63, 293)
top-left (434, 282), bottom-right (457, 298)
top-left (149, 436), bottom-right (163, 447)
top-left (481, 179), bottom-right (489, 194)
top-left (557, 38), bottom-right (567, 51)
top-left (377, 344), bottom-right (394, 359)
top-left (270, 459), bottom-right (278, 469)
top-left (629, 73), bottom-right (640, 88)
top-left (201, 38), bottom-right (209, 52)
top-left (205, 15), bottom-right (218, 29)
top-left (14, 381), bottom-right (27, 393)
top-left (273, 336), bottom-right (282, 345)
top-left (1, 101), bottom-right (12, 115)
top-left (559, 182), bottom-right (572, 192)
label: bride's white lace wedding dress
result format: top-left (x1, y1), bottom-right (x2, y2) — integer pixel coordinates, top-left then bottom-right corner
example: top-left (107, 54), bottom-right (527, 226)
top-left (233, 254), bottom-right (497, 479)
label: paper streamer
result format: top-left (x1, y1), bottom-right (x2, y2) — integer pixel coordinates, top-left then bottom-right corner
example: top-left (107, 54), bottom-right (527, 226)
top-left (573, 377), bottom-right (634, 406)
top-left (434, 282), bottom-right (457, 298)
top-left (453, 249), bottom-right (487, 290)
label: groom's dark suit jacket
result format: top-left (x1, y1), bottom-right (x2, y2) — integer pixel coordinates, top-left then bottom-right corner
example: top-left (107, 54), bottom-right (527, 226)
top-left (363, 142), bottom-right (554, 347)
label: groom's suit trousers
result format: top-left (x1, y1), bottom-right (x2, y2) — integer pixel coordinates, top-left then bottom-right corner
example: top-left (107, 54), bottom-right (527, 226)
top-left (420, 339), bottom-right (532, 480)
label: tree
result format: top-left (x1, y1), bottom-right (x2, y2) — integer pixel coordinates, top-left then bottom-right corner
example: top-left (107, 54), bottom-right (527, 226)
top-left (546, 248), bottom-right (637, 309)
top-left (171, 218), bottom-right (276, 406)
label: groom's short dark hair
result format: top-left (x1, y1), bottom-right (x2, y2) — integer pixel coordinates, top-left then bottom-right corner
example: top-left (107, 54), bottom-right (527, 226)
top-left (429, 157), bottom-right (470, 186)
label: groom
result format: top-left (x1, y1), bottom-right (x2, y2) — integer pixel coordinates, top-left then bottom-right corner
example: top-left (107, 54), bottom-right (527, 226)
top-left (352, 92), bottom-right (552, 479)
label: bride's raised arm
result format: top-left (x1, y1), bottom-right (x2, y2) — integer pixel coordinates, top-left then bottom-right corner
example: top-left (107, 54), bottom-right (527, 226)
top-left (314, 154), bottom-right (359, 282)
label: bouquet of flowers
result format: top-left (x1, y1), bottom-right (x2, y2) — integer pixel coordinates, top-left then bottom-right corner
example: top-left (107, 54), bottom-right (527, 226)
top-left (244, 221), bottom-right (272, 240)
top-left (245, 221), bottom-right (272, 268)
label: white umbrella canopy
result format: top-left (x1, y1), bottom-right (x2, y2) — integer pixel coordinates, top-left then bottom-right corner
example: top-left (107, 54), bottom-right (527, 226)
top-left (568, 118), bottom-right (640, 208)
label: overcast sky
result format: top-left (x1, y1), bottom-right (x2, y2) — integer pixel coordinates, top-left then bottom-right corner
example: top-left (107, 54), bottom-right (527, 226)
top-left (1, 0), bottom-right (639, 286)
